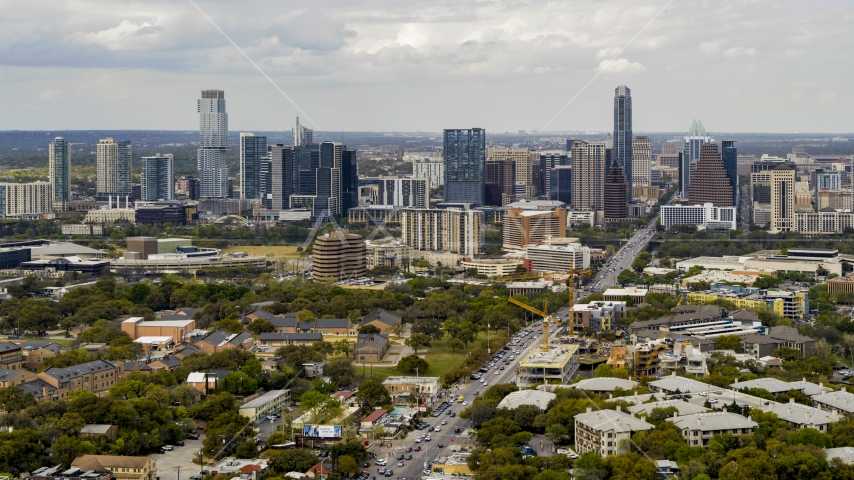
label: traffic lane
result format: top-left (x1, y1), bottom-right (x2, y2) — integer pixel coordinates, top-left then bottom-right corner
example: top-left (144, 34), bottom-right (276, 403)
top-left (390, 330), bottom-right (546, 478)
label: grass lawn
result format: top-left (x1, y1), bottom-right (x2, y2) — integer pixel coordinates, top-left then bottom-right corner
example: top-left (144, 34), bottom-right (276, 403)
top-left (18, 337), bottom-right (75, 346)
top-left (368, 332), bottom-right (487, 381)
top-left (222, 245), bottom-right (301, 259)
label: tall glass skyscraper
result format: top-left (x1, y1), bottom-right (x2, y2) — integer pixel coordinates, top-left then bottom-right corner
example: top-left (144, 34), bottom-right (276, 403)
top-left (722, 140), bottom-right (738, 205)
top-left (198, 90), bottom-right (229, 198)
top-left (49, 136), bottom-right (70, 211)
top-left (240, 132), bottom-right (267, 200)
top-left (141, 154), bottom-right (175, 201)
top-left (613, 85), bottom-right (633, 200)
top-left (443, 128), bottom-right (486, 204)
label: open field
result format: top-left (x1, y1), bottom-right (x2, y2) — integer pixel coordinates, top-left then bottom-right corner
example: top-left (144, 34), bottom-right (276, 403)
top-left (369, 332), bottom-right (488, 381)
top-left (222, 245), bottom-right (301, 259)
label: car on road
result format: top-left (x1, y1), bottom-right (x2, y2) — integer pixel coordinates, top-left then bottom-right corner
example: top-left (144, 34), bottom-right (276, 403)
top-left (434, 427), bottom-right (441, 432)
top-left (438, 443), bottom-right (444, 448)
top-left (163, 445), bottom-right (173, 451)
top-left (414, 445), bottom-right (421, 451)
top-left (376, 460), bottom-right (387, 466)
top-left (494, 371), bottom-right (499, 375)
top-left (196, 425), bottom-right (205, 430)
top-left (397, 454), bottom-right (404, 460)
top-left (378, 468), bottom-right (386, 475)
top-left (406, 455), bottom-right (412, 460)
top-left (406, 447), bottom-right (412, 452)
top-left (190, 476), bottom-right (202, 480)
top-left (709, 398), bottom-right (719, 404)
top-left (441, 420), bottom-right (447, 425)
top-left (397, 462), bottom-right (404, 467)
top-left (557, 449), bottom-right (568, 454)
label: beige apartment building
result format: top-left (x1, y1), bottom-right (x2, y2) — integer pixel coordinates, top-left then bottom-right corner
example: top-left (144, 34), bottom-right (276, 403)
top-left (1, 182), bottom-right (53, 217)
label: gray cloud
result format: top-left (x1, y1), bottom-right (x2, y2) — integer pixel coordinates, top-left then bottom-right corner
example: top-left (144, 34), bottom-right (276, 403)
top-left (0, 0), bottom-right (851, 132)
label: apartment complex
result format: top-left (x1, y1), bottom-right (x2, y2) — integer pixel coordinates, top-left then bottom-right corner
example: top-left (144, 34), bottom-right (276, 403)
top-left (400, 208), bottom-right (482, 257)
top-left (575, 406), bottom-right (653, 457)
top-left (444, 128), bottom-right (486, 205)
top-left (311, 232), bottom-right (367, 281)
top-left (669, 412), bottom-right (757, 447)
top-left (37, 359), bottom-right (123, 399)
top-left (49, 136), bottom-right (71, 211)
top-left (96, 137), bottom-right (132, 200)
top-left (571, 140), bottom-right (606, 221)
top-left (413, 160), bottom-right (444, 187)
top-left (376, 177), bottom-right (429, 208)
top-left (0, 182), bottom-right (53, 217)
top-left (141, 154), bottom-right (175, 201)
top-left (502, 207), bottom-right (566, 249)
top-left (632, 136), bottom-right (651, 187)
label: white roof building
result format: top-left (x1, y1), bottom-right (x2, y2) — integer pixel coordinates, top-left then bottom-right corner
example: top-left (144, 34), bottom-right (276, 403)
top-left (497, 390), bottom-right (556, 410)
top-left (627, 400), bottom-right (710, 417)
top-left (573, 377), bottom-right (638, 393)
top-left (648, 374), bottom-right (717, 394)
top-left (826, 447), bottom-right (854, 464)
top-left (729, 377), bottom-right (821, 395)
top-left (755, 398), bottom-right (841, 431)
top-left (812, 390), bottom-right (854, 415)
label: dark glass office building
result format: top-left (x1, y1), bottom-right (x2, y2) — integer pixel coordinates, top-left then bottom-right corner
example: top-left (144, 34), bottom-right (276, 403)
top-left (613, 85), bottom-right (633, 199)
top-left (443, 128), bottom-right (486, 204)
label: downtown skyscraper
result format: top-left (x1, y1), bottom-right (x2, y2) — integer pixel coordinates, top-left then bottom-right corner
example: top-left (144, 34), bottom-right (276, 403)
top-left (240, 132), bottom-right (267, 200)
top-left (198, 90), bottom-right (229, 198)
top-left (681, 119), bottom-right (712, 197)
top-left (613, 85), bottom-right (633, 199)
top-left (141, 154), bottom-right (175, 201)
top-left (443, 128), bottom-right (486, 205)
top-left (96, 137), bottom-right (132, 201)
top-left (49, 136), bottom-right (70, 211)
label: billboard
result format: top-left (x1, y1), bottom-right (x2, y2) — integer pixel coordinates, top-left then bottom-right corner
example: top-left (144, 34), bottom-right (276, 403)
top-left (302, 425), bottom-right (343, 438)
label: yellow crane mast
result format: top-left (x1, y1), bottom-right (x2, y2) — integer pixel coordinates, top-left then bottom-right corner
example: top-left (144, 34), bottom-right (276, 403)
top-left (633, 297), bottom-right (683, 380)
top-left (507, 297), bottom-right (553, 352)
top-left (566, 267), bottom-right (593, 337)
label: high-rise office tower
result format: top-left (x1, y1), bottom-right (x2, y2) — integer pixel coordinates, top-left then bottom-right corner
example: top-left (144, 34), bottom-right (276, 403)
top-left (604, 159), bottom-right (628, 219)
top-left (632, 136), bottom-right (651, 187)
top-left (485, 158), bottom-right (516, 206)
top-left (141, 154), bottom-right (175, 201)
top-left (489, 148), bottom-right (534, 197)
top-left (293, 116), bottom-right (313, 147)
top-left (722, 140), bottom-right (738, 206)
top-left (239, 133), bottom-right (267, 200)
top-left (443, 128), bottom-right (486, 205)
top-left (613, 85), bottom-right (633, 198)
top-left (571, 140), bottom-right (605, 218)
top-left (270, 145), bottom-right (294, 211)
top-left (341, 149), bottom-right (358, 215)
top-left (49, 136), bottom-right (70, 211)
top-left (688, 144), bottom-right (733, 207)
top-left (812, 168), bottom-right (842, 206)
top-left (681, 119), bottom-right (712, 197)
top-left (539, 152), bottom-right (570, 197)
top-left (198, 90), bottom-right (229, 198)
top-left (295, 144), bottom-right (320, 196)
top-left (317, 141), bottom-right (343, 217)
top-left (770, 163), bottom-right (796, 232)
top-left (96, 137), bottom-right (132, 201)
top-left (548, 166), bottom-right (572, 205)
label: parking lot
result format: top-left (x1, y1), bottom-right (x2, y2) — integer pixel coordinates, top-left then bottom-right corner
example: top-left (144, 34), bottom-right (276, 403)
top-left (149, 438), bottom-right (205, 480)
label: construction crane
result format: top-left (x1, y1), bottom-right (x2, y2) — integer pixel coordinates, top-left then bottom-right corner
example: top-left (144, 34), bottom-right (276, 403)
top-left (633, 297), bottom-right (683, 380)
top-left (566, 266), bottom-right (593, 337)
top-left (507, 298), bottom-right (554, 352)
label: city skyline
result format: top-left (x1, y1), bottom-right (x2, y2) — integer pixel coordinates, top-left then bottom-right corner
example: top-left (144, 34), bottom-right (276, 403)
top-left (0, 1), bottom-right (852, 133)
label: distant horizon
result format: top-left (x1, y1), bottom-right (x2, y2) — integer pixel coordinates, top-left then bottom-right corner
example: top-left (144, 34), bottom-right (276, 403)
top-left (1, 129), bottom-right (853, 136)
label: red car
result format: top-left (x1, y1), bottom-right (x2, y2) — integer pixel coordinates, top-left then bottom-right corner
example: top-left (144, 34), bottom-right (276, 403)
top-left (196, 425), bottom-right (206, 430)
top-left (414, 446), bottom-right (421, 452)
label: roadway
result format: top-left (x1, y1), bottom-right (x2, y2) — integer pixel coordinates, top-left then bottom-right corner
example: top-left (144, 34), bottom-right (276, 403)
top-left (375, 323), bottom-right (549, 480)
top-left (590, 224), bottom-right (657, 290)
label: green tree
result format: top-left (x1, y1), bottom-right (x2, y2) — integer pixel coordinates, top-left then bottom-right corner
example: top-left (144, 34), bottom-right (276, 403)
top-left (397, 354), bottom-right (430, 374)
top-left (448, 338), bottom-right (465, 352)
top-left (617, 270), bottom-right (637, 286)
top-left (0, 386), bottom-right (37, 411)
top-left (52, 435), bottom-right (96, 468)
top-left (405, 333), bottom-right (432, 353)
top-left (573, 452), bottom-right (610, 480)
top-left (606, 451), bottom-right (658, 480)
top-left (326, 357), bottom-right (357, 387)
top-left (355, 378), bottom-right (391, 408)
top-left (312, 340), bottom-right (334, 358)
top-left (337, 455), bottom-right (358, 478)
top-left (358, 324), bottom-right (381, 335)
top-left (717, 446), bottom-right (777, 480)
top-left (266, 449), bottom-right (319, 473)
top-left (241, 357), bottom-right (263, 380)
top-left (715, 335), bottom-right (744, 352)
top-left (223, 371), bottom-right (259, 396)
top-left (247, 319), bottom-right (275, 333)
top-left (296, 309), bottom-right (317, 323)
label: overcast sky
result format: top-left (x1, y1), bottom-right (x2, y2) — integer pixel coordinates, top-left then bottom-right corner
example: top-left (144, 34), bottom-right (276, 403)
top-left (0, 0), bottom-right (851, 133)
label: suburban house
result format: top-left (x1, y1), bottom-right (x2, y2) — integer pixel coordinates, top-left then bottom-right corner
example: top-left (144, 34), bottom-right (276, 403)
top-left (0, 368), bottom-right (36, 387)
top-left (193, 330), bottom-right (255, 354)
top-left (354, 333), bottom-right (390, 362)
top-left (258, 332), bottom-right (323, 347)
top-left (17, 342), bottom-right (69, 371)
top-left (35, 359), bottom-right (123, 399)
top-left (0, 342), bottom-right (23, 370)
top-left (148, 355), bottom-right (182, 373)
top-left (71, 455), bottom-right (157, 480)
top-left (360, 310), bottom-right (402, 334)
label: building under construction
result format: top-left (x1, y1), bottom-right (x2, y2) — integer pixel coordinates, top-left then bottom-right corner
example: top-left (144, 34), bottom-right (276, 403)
top-left (516, 345), bottom-right (579, 387)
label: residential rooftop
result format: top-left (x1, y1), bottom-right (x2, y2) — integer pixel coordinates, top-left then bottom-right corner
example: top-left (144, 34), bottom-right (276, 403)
top-left (669, 412), bottom-right (758, 431)
top-left (575, 407), bottom-right (655, 434)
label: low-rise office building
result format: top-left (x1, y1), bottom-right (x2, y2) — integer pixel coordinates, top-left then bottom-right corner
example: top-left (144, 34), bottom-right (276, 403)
top-left (121, 317), bottom-right (196, 341)
top-left (383, 376), bottom-right (440, 406)
top-left (460, 258), bottom-right (526, 278)
top-left (517, 345), bottom-right (579, 387)
top-left (602, 287), bottom-right (648, 303)
top-left (660, 203), bottom-right (737, 230)
top-left (311, 232), bottom-right (367, 281)
top-left (526, 243), bottom-right (590, 273)
top-left (239, 389), bottom-right (291, 423)
top-left (575, 406), bottom-right (654, 457)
